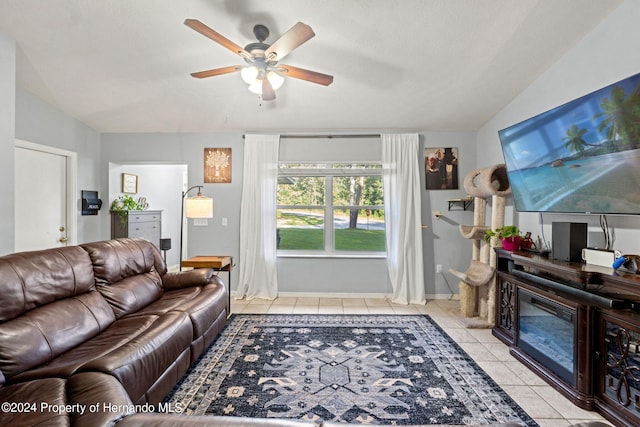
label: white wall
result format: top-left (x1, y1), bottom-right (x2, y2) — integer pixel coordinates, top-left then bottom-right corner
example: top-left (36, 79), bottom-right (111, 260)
top-left (476, 0), bottom-right (640, 255)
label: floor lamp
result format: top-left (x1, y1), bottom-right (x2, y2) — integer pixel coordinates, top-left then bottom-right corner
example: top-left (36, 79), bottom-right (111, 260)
top-left (179, 185), bottom-right (213, 271)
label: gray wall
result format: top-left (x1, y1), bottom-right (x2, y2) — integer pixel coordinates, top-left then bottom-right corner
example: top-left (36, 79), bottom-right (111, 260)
top-left (0, 33), bottom-right (15, 255)
top-left (100, 133), bottom-right (244, 288)
top-left (6, 1), bottom-right (638, 294)
top-left (101, 131), bottom-right (477, 298)
top-left (14, 88), bottom-right (102, 246)
top-left (421, 132), bottom-right (476, 299)
top-left (476, 0), bottom-right (640, 255)
top-left (2, 34), bottom-right (100, 252)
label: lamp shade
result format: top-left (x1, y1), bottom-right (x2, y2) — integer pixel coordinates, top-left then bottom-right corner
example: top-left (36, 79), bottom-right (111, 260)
top-left (267, 71), bottom-right (284, 90)
top-left (246, 71), bottom-right (285, 95)
top-left (248, 79), bottom-right (263, 95)
top-left (185, 195), bottom-right (213, 218)
top-left (241, 66), bottom-right (259, 84)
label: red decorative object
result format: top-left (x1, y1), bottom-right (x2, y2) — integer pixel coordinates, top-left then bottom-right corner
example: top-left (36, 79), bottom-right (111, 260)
top-left (501, 236), bottom-right (521, 251)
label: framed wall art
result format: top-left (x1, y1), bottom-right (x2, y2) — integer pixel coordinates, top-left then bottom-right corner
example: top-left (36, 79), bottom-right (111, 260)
top-left (425, 147), bottom-right (459, 190)
top-left (204, 148), bottom-right (232, 183)
top-left (122, 173), bottom-right (138, 194)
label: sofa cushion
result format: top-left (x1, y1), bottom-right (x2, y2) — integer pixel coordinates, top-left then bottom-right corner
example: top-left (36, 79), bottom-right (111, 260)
top-left (82, 238), bottom-right (164, 317)
top-left (127, 277), bottom-right (227, 339)
top-left (0, 290), bottom-right (115, 380)
top-left (10, 313), bottom-right (163, 382)
top-left (0, 377), bottom-right (69, 426)
top-left (80, 311), bottom-right (193, 403)
top-left (11, 310), bottom-right (192, 404)
top-left (0, 245), bottom-right (95, 322)
top-left (98, 273), bottom-right (164, 318)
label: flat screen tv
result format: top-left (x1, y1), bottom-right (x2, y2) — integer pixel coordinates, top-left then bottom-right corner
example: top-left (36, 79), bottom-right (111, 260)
top-left (498, 72), bottom-right (640, 215)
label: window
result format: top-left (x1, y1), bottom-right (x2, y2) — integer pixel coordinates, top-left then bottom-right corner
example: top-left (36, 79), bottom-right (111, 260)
top-left (277, 163), bottom-right (385, 254)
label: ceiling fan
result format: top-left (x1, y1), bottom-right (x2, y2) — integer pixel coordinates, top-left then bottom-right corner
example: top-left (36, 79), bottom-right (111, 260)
top-left (185, 19), bottom-right (334, 101)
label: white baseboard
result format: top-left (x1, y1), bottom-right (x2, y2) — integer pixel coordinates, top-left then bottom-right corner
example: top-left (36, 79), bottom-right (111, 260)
top-left (230, 290), bottom-right (459, 301)
top-left (230, 291), bottom-right (391, 299)
top-left (166, 263), bottom-right (181, 272)
top-left (426, 293), bottom-right (460, 300)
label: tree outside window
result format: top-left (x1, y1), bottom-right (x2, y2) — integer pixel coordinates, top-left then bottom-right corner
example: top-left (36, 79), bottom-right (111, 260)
top-left (277, 163), bottom-right (385, 253)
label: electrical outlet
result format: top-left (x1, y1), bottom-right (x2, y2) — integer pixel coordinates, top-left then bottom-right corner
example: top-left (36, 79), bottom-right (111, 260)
top-left (436, 264), bottom-right (442, 273)
top-left (222, 217), bottom-right (228, 226)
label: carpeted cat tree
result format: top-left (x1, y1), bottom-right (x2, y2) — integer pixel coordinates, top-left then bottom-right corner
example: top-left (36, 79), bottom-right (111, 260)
top-left (449, 164), bottom-right (511, 327)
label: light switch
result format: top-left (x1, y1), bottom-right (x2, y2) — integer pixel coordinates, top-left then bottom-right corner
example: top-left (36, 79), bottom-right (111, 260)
top-left (222, 217), bottom-right (228, 226)
top-left (193, 219), bottom-right (208, 226)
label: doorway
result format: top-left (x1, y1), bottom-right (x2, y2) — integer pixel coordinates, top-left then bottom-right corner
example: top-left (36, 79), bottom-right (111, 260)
top-left (108, 163), bottom-right (187, 269)
top-left (14, 140), bottom-right (77, 252)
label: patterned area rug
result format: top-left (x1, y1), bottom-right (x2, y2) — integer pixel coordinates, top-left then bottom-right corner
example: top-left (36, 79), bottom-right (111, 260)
top-left (163, 314), bottom-right (537, 425)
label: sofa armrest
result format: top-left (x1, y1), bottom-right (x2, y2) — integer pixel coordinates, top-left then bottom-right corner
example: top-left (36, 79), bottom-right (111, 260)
top-left (162, 269), bottom-right (214, 291)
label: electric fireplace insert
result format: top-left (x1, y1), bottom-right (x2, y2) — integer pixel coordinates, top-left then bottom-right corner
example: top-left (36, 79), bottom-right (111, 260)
top-left (517, 288), bottom-right (577, 386)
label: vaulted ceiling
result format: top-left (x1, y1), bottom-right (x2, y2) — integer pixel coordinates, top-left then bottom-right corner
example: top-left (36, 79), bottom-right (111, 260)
top-left (0, 0), bottom-right (622, 133)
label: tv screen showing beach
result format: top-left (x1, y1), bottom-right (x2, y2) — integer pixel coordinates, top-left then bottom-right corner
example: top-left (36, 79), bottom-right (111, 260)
top-left (499, 72), bottom-right (640, 215)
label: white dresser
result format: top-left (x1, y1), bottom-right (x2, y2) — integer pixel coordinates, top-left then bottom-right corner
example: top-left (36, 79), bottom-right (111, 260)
top-left (110, 210), bottom-right (162, 248)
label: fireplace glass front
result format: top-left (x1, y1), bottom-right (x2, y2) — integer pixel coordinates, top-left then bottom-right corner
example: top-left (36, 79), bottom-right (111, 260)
top-left (517, 288), bottom-right (577, 386)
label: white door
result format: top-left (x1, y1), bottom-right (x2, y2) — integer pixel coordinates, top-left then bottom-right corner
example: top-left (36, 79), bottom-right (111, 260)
top-left (15, 146), bottom-right (69, 252)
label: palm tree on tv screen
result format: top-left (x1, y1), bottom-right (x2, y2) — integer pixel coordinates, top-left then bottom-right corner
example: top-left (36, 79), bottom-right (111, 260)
top-left (595, 85), bottom-right (640, 147)
top-left (563, 125), bottom-right (589, 154)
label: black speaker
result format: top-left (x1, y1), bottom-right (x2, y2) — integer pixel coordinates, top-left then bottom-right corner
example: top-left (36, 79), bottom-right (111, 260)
top-left (552, 222), bottom-right (587, 262)
top-left (160, 238), bottom-right (172, 251)
top-left (160, 238), bottom-right (171, 263)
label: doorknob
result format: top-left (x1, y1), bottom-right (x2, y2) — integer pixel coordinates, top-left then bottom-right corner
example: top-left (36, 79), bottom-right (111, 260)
top-left (59, 226), bottom-right (65, 232)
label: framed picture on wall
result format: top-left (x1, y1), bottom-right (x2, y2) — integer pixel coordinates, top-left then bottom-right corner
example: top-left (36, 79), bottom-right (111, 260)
top-left (122, 173), bottom-right (138, 194)
top-left (425, 147), bottom-right (459, 190)
top-left (204, 148), bottom-right (232, 183)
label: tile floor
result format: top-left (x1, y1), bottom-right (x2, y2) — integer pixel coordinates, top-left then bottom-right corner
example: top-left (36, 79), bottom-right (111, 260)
top-left (230, 296), bottom-right (613, 427)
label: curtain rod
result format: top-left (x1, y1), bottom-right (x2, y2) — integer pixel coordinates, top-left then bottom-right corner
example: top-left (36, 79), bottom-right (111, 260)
top-left (243, 134), bottom-right (380, 139)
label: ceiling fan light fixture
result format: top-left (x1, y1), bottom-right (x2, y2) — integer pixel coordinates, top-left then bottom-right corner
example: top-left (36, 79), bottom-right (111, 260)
top-left (247, 71), bottom-right (284, 95)
top-left (240, 66), bottom-right (259, 84)
top-left (248, 80), bottom-right (263, 95)
top-left (267, 71), bottom-right (285, 91)
top-left (185, 20), bottom-right (333, 98)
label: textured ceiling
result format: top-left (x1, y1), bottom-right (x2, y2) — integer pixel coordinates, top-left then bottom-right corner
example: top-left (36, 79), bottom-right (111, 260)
top-left (0, 0), bottom-right (622, 133)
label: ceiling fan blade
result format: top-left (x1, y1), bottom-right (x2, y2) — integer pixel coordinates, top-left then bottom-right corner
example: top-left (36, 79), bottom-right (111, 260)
top-left (265, 22), bottom-right (315, 61)
top-left (262, 78), bottom-right (276, 101)
top-left (190, 66), bottom-right (242, 79)
top-left (185, 19), bottom-right (250, 58)
top-left (277, 64), bottom-right (334, 86)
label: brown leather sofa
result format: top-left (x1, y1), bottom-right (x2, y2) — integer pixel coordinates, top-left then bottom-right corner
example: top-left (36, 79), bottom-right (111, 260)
top-left (0, 238), bottom-right (228, 426)
top-left (0, 238), bottom-right (525, 426)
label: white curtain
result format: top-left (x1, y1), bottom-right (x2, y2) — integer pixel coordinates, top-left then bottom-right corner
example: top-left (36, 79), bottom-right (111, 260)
top-left (237, 134), bottom-right (280, 300)
top-left (382, 133), bottom-right (426, 304)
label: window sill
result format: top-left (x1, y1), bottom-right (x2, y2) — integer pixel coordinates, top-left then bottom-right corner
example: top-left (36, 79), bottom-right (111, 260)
top-left (277, 252), bottom-right (386, 260)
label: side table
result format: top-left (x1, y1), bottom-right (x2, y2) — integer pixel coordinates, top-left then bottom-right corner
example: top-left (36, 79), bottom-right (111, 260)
top-left (181, 256), bottom-right (233, 315)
